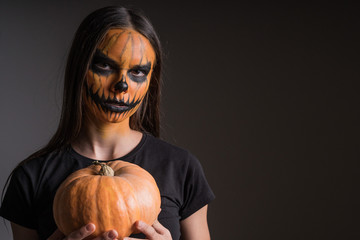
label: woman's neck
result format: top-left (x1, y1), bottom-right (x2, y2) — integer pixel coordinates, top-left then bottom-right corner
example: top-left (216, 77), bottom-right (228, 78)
top-left (71, 117), bottom-right (143, 161)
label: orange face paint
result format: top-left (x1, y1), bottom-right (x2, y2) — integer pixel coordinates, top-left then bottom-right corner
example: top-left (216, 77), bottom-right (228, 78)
top-left (84, 28), bottom-right (156, 123)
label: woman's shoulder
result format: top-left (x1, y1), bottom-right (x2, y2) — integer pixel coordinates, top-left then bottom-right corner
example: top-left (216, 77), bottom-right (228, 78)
top-left (13, 148), bottom-right (72, 176)
top-left (8, 147), bottom-right (80, 199)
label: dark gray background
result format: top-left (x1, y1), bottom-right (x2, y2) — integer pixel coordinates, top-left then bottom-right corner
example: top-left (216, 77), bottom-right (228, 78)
top-left (0, 1), bottom-right (359, 239)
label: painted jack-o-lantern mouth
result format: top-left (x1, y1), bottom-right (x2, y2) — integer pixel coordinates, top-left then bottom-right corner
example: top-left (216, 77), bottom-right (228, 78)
top-left (85, 82), bottom-right (142, 114)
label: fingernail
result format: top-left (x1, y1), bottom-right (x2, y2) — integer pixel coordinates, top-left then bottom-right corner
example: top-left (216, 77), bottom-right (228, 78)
top-left (108, 230), bottom-right (117, 238)
top-left (86, 223), bottom-right (95, 232)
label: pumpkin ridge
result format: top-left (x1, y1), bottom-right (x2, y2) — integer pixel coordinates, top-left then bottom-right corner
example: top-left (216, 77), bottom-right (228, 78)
top-left (113, 175), bottom-right (138, 236)
top-left (109, 177), bottom-right (120, 233)
top-left (118, 175), bottom-right (141, 233)
top-left (80, 176), bottom-right (98, 236)
top-left (94, 176), bottom-right (102, 237)
top-left (113, 177), bottom-right (134, 236)
top-left (61, 176), bottom-right (85, 234)
top-left (116, 167), bottom-right (160, 225)
top-left (71, 176), bottom-right (89, 233)
top-left (102, 176), bottom-right (118, 234)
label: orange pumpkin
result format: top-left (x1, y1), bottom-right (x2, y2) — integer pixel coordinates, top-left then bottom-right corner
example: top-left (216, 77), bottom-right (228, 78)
top-left (53, 160), bottom-right (161, 240)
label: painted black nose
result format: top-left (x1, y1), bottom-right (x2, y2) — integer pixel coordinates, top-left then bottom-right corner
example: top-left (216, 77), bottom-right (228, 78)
top-left (114, 80), bottom-right (128, 92)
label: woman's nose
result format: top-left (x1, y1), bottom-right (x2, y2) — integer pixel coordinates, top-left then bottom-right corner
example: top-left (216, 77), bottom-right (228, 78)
top-left (114, 78), bottom-right (128, 92)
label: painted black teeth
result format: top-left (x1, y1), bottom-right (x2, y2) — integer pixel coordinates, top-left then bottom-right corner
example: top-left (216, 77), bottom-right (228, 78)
top-left (85, 83), bottom-right (143, 116)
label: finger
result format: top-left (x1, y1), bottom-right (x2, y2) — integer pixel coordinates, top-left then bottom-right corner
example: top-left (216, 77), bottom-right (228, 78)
top-left (152, 220), bottom-right (168, 235)
top-left (134, 221), bottom-right (157, 238)
top-left (66, 223), bottom-right (95, 240)
top-left (92, 229), bottom-right (118, 240)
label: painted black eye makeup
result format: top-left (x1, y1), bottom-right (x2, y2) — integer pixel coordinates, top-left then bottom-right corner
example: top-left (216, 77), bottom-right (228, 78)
top-left (90, 50), bottom-right (119, 76)
top-left (127, 62), bottom-right (152, 83)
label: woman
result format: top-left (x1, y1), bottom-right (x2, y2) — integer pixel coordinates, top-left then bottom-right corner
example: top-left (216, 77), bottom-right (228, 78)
top-left (0, 6), bottom-right (214, 240)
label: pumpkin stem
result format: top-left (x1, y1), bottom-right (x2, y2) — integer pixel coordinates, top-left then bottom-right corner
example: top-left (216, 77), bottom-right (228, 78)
top-left (92, 161), bottom-right (115, 177)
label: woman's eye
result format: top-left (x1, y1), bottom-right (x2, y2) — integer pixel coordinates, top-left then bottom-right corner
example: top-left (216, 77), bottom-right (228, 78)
top-left (95, 63), bottom-right (111, 70)
top-left (130, 69), bottom-right (145, 77)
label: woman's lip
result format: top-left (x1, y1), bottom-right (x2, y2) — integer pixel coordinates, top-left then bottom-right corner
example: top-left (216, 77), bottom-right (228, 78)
top-left (105, 100), bottom-right (129, 106)
top-left (104, 102), bottom-right (130, 112)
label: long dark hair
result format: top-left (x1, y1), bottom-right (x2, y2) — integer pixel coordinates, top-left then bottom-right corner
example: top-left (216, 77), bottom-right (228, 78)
top-left (2, 6), bottom-right (163, 199)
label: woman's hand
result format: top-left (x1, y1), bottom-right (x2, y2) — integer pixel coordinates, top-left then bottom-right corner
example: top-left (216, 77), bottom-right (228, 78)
top-left (47, 223), bottom-right (118, 240)
top-left (124, 220), bottom-right (172, 240)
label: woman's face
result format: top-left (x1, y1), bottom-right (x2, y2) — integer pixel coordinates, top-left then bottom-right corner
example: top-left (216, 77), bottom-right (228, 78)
top-left (83, 28), bottom-right (156, 123)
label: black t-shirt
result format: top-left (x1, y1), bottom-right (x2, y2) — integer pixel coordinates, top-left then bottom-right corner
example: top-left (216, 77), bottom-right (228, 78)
top-left (0, 133), bottom-right (215, 240)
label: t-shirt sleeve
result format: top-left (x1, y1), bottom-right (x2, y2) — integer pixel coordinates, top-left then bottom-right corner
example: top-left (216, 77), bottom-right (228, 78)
top-left (180, 153), bottom-right (215, 220)
top-left (0, 166), bottom-right (37, 229)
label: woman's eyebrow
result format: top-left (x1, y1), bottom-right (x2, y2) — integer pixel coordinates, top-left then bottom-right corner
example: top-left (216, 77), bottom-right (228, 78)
top-left (130, 62), bottom-right (152, 71)
top-left (93, 49), bottom-right (119, 67)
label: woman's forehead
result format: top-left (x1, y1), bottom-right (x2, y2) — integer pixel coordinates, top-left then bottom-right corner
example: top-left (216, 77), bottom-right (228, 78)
top-left (98, 28), bottom-right (156, 65)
